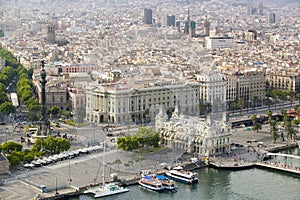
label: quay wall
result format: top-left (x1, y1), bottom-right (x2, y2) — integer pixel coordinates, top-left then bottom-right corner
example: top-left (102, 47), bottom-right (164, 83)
top-left (266, 143), bottom-right (298, 153)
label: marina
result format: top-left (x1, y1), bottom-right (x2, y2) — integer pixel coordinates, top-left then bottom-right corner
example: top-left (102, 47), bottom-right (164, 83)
top-left (40, 144), bottom-right (299, 199)
top-left (68, 167), bottom-right (300, 200)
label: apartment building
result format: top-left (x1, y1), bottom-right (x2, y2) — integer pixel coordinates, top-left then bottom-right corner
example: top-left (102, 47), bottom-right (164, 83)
top-left (197, 69), bottom-right (266, 107)
top-left (266, 71), bottom-right (300, 93)
top-left (225, 69), bottom-right (266, 105)
top-left (197, 71), bottom-right (226, 105)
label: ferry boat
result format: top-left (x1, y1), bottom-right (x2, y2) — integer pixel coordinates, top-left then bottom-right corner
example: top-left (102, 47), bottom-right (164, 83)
top-left (138, 175), bottom-right (165, 191)
top-left (155, 175), bottom-right (177, 191)
top-left (84, 183), bottom-right (129, 198)
top-left (165, 166), bottom-right (199, 184)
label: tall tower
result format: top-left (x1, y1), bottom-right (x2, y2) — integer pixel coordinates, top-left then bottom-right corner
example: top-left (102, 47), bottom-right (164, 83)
top-left (47, 24), bottom-right (55, 44)
top-left (39, 60), bottom-right (50, 136)
top-left (183, 9), bottom-right (190, 34)
top-left (203, 15), bottom-right (210, 36)
top-left (267, 12), bottom-right (276, 24)
top-left (189, 21), bottom-right (196, 38)
top-left (143, 8), bottom-right (153, 24)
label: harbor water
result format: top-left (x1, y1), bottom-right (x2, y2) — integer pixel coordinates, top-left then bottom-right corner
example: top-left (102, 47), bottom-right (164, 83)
top-left (70, 148), bottom-right (300, 200)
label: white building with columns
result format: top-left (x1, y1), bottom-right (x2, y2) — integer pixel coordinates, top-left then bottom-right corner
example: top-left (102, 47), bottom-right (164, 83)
top-left (85, 73), bottom-right (200, 124)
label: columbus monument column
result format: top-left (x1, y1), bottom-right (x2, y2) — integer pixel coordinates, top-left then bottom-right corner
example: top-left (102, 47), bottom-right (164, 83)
top-left (38, 60), bottom-right (50, 136)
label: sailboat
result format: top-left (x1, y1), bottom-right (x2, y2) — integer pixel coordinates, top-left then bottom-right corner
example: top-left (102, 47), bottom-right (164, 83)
top-left (84, 142), bottom-right (130, 198)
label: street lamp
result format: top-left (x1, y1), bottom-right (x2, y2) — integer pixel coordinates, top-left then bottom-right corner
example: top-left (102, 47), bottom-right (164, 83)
top-left (55, 177), bottom-right (58, 195)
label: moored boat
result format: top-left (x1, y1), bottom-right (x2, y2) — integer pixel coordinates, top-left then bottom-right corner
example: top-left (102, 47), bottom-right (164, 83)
top-left (138, 175), bottom-right (165, 191)
top-left (165, 166), bottom-right (199, 184)
top-left (84, 183), bottom-right (129, 198)
top-left (155, 175), bottom-right (177, 191)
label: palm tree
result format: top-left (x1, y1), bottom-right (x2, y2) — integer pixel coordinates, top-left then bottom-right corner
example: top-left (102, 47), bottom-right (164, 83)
top-left (253, 122), bottom-right (262, 133)
top-left (296, 93), bottom-right (300, 105)
top-left (251, 114), bottom-right (257, 126)
top-left (270, 120), bottom-right (279, 143)
top-left (237, 98), bottom-right (244, 115)
top-left (251, 114), bottom-right (262, 132)
top-left (265, 98), bottom-right (273, 110)
top-left (267, 110), bottom-right (273, 124)
top-left (285, 120), bottom-right (295, 141)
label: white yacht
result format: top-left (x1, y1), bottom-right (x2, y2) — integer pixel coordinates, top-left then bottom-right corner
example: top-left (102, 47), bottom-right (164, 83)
top-left (165, 166), bottom-right (199, 184)
top-left (84, 183), bottom-right (129, 198)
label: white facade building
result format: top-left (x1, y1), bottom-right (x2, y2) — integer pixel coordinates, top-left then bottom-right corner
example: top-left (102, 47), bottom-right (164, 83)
top-left (205, 36), bottom-right (233, 49)
top-left (85, 75), bottom-right (200, 124)
top-left (197, 71), bottom-right (226, 105)
top-left (156, 105), bottom-right (231, 157)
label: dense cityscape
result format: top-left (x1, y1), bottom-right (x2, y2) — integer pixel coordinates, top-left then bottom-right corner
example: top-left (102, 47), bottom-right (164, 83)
top-left (0, 0), bottom-right (299, 199)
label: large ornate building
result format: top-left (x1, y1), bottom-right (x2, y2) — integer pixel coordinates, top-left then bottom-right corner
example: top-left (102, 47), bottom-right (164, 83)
top-left (85, 73), bottom-right (200, 124)
top-left (155, 104), bottom-right (231, 157)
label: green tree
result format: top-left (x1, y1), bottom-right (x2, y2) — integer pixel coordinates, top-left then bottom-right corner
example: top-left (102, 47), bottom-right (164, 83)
top-left (251, 114), bottom-right (262, 132)
top-left (0, 91), bottom-right (9, 104)
top-left (28, 111), bottom-right (41, 122)
top-left (0, 141), bottom-right (22, 153)
top-left (48, 106), bottom-right (59, 116)
top-left (55, 137), bottom-right (71, 152)
top-left (270, 120), bottom-right (279, 143)
top-left (31, 138), bottom-right (45, 152)
top-left (0, 102), bottom-right (16, 115)
top-left (285, 120), bottom-right (296, 141)
top-left (23, 152), bottom-right (35, 163)
top-left (229, 101), bottom-right (237, 111)
top-left (237, 98), bottom-right (244, 115)
top-left (264, 98), bottom-right (273, 110)
top-left (267, 110), bottom-right (273, 124)
top-left (0, 82), bottom-right (5, 92)
top-left (6, 155), bottom-right (21, 167)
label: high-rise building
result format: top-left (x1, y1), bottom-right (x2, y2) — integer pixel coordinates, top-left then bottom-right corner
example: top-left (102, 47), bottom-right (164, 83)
top-left (267, 12), bottom-right (276, 24)
top-left (189, 21), bottom-right (196, 38)
top-left (165, 15), bottom-right (175, 27)
top-left (203, 16), bottom-right (210, 36)
top-left (183, 9), bottom-right (190, 34)
top-left (143, 8), bottom-right (153, 24)
top-left (47, 24), bottom-right (55, 44)
top-left (176, 21), bottom-right (181, 32)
